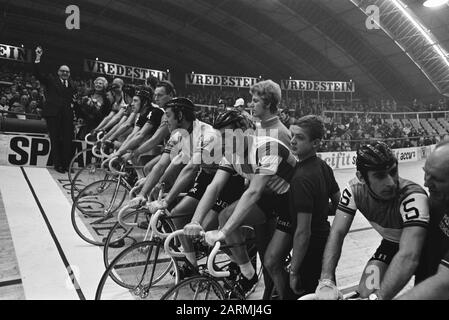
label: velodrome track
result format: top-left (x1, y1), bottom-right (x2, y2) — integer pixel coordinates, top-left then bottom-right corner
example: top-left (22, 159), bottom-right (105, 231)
top-left (0, 160), bottom-right (426, 300)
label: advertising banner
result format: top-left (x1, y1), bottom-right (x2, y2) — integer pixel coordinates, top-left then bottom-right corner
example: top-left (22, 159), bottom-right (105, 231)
top-left (84, 59), bottom-right (168, 81)
top-left (281, 79), bottom-right (355, 92)
top-left (185, 73), bottom-right (260, 88)
top-left (0, 44), bottom-right (32, 63)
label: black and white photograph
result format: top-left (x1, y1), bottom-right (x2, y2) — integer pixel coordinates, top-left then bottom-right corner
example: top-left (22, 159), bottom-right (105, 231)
top-left (0, 0), bottom-right (448, 304)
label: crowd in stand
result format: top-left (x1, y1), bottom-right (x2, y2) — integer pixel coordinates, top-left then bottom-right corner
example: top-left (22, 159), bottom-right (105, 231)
top-left (1, 64), bottom-right (448, 152)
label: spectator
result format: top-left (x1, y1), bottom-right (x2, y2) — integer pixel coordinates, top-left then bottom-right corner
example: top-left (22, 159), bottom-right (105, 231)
top-left (0, 95), bottom-right (9, 111)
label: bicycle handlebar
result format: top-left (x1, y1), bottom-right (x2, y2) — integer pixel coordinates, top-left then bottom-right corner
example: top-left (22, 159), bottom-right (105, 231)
top-left (207, 241), bottom-right (230, 278)
top-left (101, 157), bottom-right (110, 170)
top-left (85, 132), bottom-right (96, 145)
top-left (150, 209), bottom-right (172, 239)
top-left (298, 293), bottom-right (318, 300)
top-left (108, 156), bottom-right (127, 176)
top-left (91, 144), bottom-right (103, 158)
top-left (101, 143), bottom-right (113, 158)
top-left (97, 131), bottom-right (105, 141)
top-left (163, 229), bottom-right (188, 258)
top-left (117, 204), bottom-right (139, 228)
top-left (163, 229), bottom-right (230, 278)
top-left (129, 184), bottom-right (141, 199)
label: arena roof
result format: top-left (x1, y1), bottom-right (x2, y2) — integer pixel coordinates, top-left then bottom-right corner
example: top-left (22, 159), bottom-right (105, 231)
top-left (1, 0), bottom-right (449, 103)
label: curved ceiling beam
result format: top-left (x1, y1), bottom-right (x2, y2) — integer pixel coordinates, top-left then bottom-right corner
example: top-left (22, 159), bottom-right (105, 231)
top-left (76, 0), bottom-right (266, 76)
top-left (141, 0), bottom-right (293, 78)
top-left (4, 0), bottom-right (237, 75)
top-left (204, 0), bottom-right (351, 82)
top-left (1, 15), bottom-right (175, 70)
top-left (353, 0), bottom-right (449, 96)
top-left (279, 0), bottom-right (416, 102)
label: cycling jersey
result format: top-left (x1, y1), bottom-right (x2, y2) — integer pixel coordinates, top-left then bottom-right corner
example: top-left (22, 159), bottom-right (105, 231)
top-left (163, 120), bottom-right (215, 164)
top-left (337, 177), bottom-right (430, 243)
top-left (218, 135), bottom-right (297, 194)
top-left (135, 103), bottom-right (164, 132)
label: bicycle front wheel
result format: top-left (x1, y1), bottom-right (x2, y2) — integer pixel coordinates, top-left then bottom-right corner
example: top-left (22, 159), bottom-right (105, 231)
top-left (161, 275), bottom-right (226, 300)
top-left (71, 178), bottom-right (129, 245)
top-left (96, 240), bottom-right (177, 300)
top-left (103, 208), bottom-right (152, 269)
top-left (70, 161), bottom-right (109, 200)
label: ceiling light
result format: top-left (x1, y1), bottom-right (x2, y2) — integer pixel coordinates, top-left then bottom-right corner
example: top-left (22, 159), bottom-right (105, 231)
top-left (423, 0), bottom-right (448, 8)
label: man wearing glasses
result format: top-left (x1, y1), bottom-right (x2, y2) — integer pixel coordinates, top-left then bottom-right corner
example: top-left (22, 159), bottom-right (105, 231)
top-left (34, 46), bottom-right (76, 173)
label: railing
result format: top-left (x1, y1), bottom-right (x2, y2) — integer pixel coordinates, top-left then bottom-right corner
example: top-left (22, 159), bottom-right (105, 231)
top-left (323, 110), bottom-right (449, 120)
top-left (320, 134), bottom-right (445, 153)
top-left (0, 109), bottom-right (42, 120)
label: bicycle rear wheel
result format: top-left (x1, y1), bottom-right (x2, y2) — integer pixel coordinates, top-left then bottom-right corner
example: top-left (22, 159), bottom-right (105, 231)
top-left (160, 275), bottom-right (226, 300)
top-left (71, 178), bottom-right (129, 245)
top-left (95, 240), bottom-right (177, 300)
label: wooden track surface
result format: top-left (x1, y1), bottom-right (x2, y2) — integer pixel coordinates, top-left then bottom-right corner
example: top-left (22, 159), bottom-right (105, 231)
top-left (0, 160), bottom-right (426, 299)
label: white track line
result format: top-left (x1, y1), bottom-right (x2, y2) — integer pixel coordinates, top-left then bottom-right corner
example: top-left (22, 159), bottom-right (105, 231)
top-left (23, 167), bottom-right (133, 300)
top-left (0, 166), bottom-right (79, 300)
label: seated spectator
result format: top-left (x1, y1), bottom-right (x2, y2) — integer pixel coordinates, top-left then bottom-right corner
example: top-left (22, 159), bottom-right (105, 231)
top-left (28, 100), bottom-right (42, 119)
top-left (0, 95), bottom-right (9, 111)
top-left (9, 102), bottom-right (26, 120)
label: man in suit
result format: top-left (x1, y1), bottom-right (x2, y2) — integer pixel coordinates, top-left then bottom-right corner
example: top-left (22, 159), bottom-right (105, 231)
top-left (33, 46), bottom-right (76, 173)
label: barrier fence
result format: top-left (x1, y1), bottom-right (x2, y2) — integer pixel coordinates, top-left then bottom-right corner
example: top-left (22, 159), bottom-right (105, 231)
top-left (0, 131), bottom-right (435, 170)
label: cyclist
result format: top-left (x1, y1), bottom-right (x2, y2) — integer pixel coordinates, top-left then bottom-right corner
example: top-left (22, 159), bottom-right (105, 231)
top-left (126, 80), bottom-right (176, 173)
top-left (148, 111), bottom-right (250, 271)
top-left (100, 84), bottom-right (135, 143)
top-left (316, 141), bottom-right (429, 300)
top-left (248, 79), bottom-right (293, 299)
top-left (397, 140), bottom-right (449, 299)
top-left (191, 112), bottom-right (297, 298)
top-left (109, 87), bottom-right (164, 170)
top-left (129, 98), bottom-right (213, 207)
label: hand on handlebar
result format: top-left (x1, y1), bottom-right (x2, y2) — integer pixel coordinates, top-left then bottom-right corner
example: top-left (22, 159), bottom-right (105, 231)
top-left (315, 279), bottom-right (343, 300)
top-left (128, 195), bottom-right (146, 209)
top-left (205, 230), bottom-right (226, 247)
top-left (147, 199), bottom-right (168, 214)
top-left (183, 222), bottom-right (204, 239)
top-left (150, 182), bottom-right (165, 201)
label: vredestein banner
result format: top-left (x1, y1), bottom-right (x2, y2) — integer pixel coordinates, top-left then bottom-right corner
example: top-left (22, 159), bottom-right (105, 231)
top-left (84, 59), bottom-right (169, 81)
top-left (185, 73), bottom-right (261, 88)
top-left (281, 79), bottom-right (355, 92)
top-left (0, 44), bottom-right (32, 63)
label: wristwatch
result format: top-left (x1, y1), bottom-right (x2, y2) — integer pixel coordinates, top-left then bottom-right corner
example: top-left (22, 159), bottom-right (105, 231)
top-left (368, 293), bottom-right (379, 300)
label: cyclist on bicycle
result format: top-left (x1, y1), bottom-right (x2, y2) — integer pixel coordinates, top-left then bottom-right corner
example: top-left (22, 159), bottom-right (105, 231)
top-left (147, 111), bottom-right (251, 271)
top-left (187, 111), bottom-right (297, 298)
top-left (107, 87), bottom-right (164, 176)
top-left (129, 98), bottom-right (214, 208)
top-left (316, 141), bottom-right (429, 300)
top-left (125, 80), bottom-right (176, 174)
top-left (100, 84), bottom-right (136, 144)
